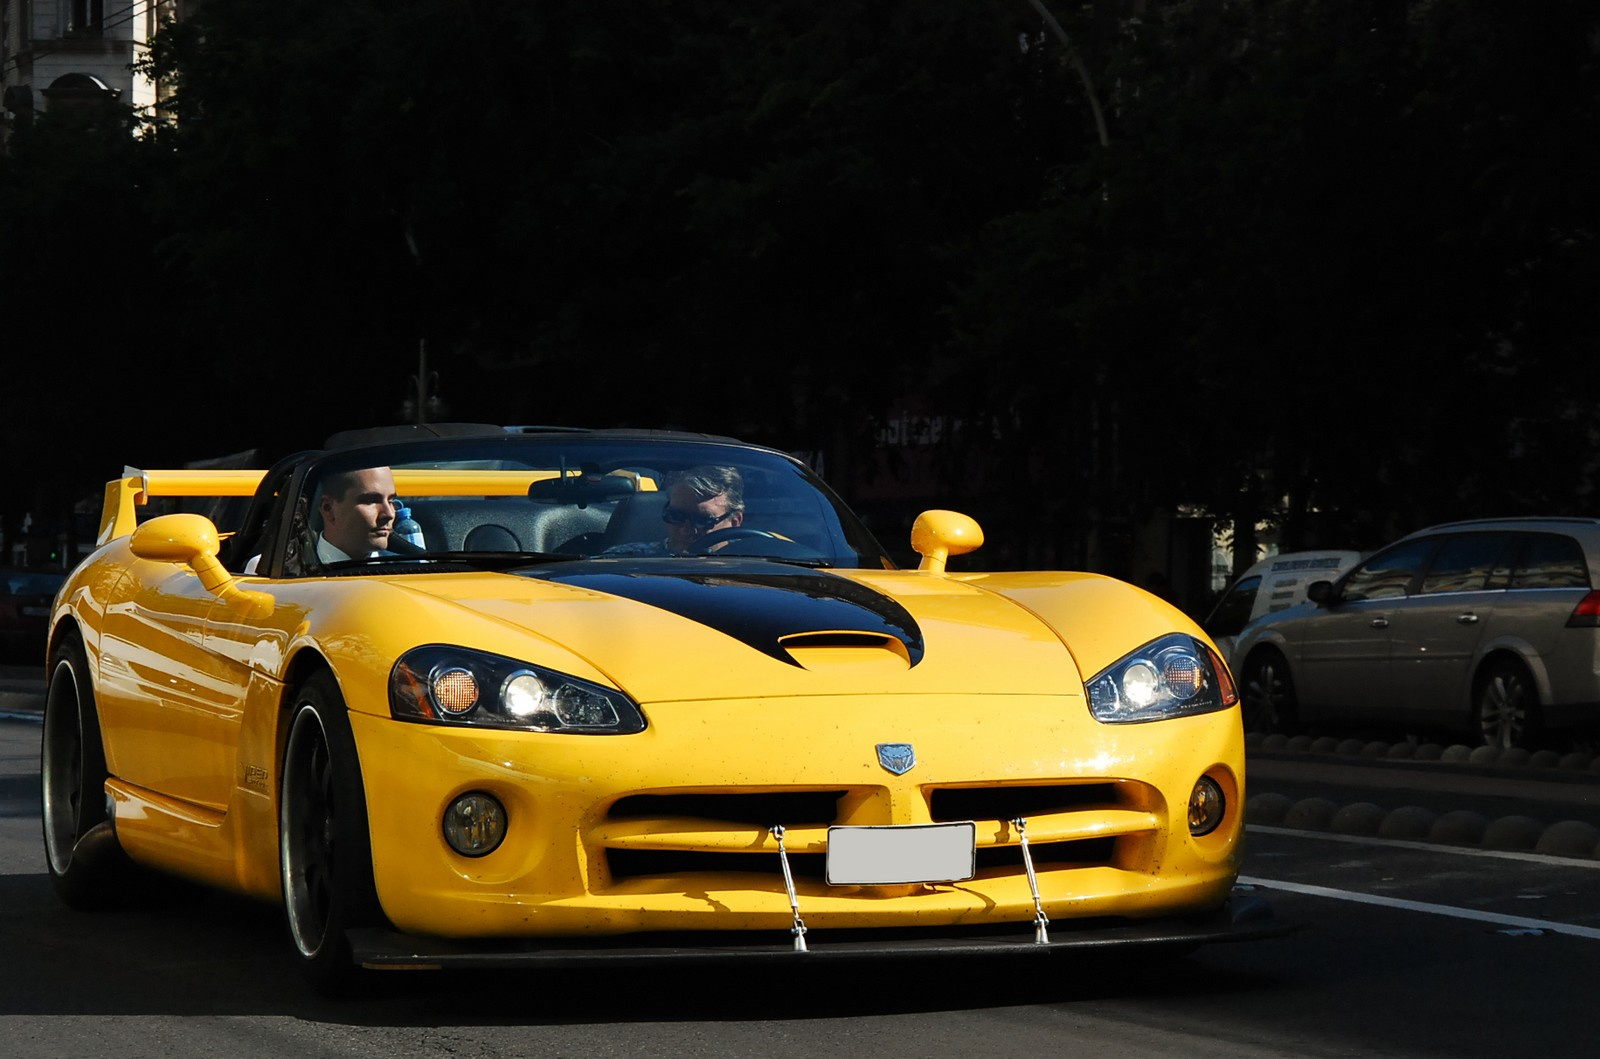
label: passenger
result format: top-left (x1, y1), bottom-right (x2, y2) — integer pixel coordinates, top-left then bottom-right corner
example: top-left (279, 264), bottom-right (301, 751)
top-left (242, 465), bottom-right (399, 575)
top-left (316, 466), bottom-right (400, 562)
top-left (604, 465), bottom-right (745, 556)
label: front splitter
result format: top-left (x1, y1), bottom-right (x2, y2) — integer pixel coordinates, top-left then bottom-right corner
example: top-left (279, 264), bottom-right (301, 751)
top-left (347, 889), bottom-right (1297, 971)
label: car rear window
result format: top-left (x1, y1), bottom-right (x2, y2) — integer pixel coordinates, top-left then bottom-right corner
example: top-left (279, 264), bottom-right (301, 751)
top-left (1420, 533), bottom-right (1511, 594)
top-left (1, 572), bottom-right (65, 596)
top-left (1507, 533), bottom-right (1590, 589)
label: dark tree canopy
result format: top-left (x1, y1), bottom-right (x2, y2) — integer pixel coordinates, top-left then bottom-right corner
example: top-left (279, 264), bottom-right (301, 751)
top-left (3, 0), bottom-right (1598, 579)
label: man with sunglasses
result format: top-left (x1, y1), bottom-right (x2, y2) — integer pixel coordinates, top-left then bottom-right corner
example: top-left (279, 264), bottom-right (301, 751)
top-left (603, 465), bottom-right (745, 556)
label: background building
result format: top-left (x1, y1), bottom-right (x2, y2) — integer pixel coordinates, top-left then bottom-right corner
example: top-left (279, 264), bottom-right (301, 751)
top-left (1, 0), bottom-right (175, 141)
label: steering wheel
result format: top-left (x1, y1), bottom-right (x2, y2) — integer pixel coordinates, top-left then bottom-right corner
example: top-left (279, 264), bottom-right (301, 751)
top-left (687, 527), bottom-right (784, 555)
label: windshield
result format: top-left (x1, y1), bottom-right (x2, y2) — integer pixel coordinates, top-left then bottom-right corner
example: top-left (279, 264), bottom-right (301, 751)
top-left (269, 433), bottom-right (891, 574)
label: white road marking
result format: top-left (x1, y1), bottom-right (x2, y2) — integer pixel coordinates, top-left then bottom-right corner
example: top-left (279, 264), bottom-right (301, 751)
top-left (1239, 876), bottom-right (1600, 940)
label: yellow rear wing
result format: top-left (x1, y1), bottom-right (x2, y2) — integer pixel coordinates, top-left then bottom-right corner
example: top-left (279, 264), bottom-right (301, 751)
top-left (98, 471), bottom-right (267, 546)
top-left (97, 467), bottom-right (656, 546)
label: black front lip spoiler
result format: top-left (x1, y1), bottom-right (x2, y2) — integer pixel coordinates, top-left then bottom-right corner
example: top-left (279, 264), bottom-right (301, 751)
top-left (347, 890), bottom-right (1298, 972)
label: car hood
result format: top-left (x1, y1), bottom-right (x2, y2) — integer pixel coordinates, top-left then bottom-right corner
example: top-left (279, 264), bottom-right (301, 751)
top-left (395, 557), bottom-right (1088, 702)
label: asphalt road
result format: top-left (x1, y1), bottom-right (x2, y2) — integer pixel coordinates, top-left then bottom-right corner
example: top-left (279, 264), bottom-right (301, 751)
top-left (4, 664), bottom-right (1600, 1056)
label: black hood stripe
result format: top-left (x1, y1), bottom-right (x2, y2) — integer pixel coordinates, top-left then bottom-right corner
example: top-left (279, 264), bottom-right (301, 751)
top-left (522, 559), bottom-right (924, 667)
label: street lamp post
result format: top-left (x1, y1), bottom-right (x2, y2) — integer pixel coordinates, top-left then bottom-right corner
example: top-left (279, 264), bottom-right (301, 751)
top-left (402, 339), bottom-right (444, 424)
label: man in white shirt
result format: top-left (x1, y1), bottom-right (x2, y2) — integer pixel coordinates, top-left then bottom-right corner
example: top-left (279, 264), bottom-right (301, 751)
top-left (317, 466), bottom-right (399, 562)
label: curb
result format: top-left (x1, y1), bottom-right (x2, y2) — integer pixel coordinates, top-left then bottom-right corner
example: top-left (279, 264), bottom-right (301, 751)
top-left (1246, 792), bottom-right (1600, 858)
top-left (1245, 731), bottom-right (1600, 859)
top-left (1248, 730), bottom-right (1600, 776)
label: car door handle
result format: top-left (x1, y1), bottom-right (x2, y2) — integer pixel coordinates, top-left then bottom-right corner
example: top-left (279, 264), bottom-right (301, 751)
top-left (1369, 618), bottom-right (1389, 629)
top-left (1456, 613), bottom-right (1479, 624)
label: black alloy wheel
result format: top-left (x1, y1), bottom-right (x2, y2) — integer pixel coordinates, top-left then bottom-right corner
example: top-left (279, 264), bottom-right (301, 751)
top-left (279, 670), bottom-right (382, 994)
top-left (1240, 649), bottom-right (1300, 735)
top-left (1476, 658), bottom-right (1539, 750)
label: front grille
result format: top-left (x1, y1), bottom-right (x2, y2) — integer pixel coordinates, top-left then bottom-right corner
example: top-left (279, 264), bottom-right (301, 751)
top-left (975, 836), bottom-right (1115, 870)
top-left (600, 781), bottom-right (1143, 886)
top-left (930, 783), bottom-right (1120, 823)
top-left (608, 791), bottom-right (845, 827)
top-left (609, 848), bottom-right (827, 881)
top-left (605, 837), bottom-right (1118, 882)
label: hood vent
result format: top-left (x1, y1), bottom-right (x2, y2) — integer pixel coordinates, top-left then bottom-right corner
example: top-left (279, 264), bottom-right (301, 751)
top-left (779, 631), bottom-right (912, 670)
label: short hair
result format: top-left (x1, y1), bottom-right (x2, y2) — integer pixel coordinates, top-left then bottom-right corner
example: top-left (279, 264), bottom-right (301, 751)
top-left (672, 465), bottom-right (744, 515)
top-left (315, 466), bottom-right (389, 531)
top-left (320, 470), bottom-right (366, 503)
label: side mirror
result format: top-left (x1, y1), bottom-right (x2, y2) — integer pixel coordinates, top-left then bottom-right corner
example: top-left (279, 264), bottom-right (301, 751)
top-left (1306, 580), bottom-right (1335, 606)
top-left (910, 510), bottom-right (983, 575)
top-left (130, 513), bottom-right (273, 617)
top-left (129, 512), bottom-right (221, 564)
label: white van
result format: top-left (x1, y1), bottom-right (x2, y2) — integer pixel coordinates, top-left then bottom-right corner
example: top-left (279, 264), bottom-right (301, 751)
top-left (1202, 550), bottom-right (1363, 667)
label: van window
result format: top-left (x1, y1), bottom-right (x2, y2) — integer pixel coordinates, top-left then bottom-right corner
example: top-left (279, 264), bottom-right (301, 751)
top-left (1204, 575), bottom-right (1261, 637)
top-left (1509, 533), bottom-right (1590, 589)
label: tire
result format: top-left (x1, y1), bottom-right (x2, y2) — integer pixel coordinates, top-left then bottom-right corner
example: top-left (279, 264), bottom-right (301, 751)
top-left (40, 635), bottom-right (139, 908)
top-left (1240, 649), bottom-right (1300, 735)
top-left (279, 670), bottom-right (382, 994)
top-left (1475, 658), bottom-right (1539, 750)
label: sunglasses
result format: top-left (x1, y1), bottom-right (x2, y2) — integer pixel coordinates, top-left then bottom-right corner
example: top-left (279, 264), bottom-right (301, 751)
top-left (662, 505), bottom-right (733, 532)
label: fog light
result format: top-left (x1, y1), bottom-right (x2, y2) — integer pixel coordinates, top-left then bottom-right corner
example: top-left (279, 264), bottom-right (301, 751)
top-left (443, 792), bottom-right (507, 856)
top-left (1188, 776), bottom-right (1226, 837)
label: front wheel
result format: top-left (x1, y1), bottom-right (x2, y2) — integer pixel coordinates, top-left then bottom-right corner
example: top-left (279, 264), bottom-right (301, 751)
top-left (1240, 649), bottom-right (1300, 735)
top-left (1476, 659), bottom-right (1539, 750)
top-left (279, 671), bottom-right (382, 993)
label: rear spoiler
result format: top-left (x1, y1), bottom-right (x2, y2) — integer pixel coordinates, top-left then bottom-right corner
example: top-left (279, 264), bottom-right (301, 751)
top-left (96, 467), bottom-right (658, 546)
top-left (98, 470), bottom-right (267, 546)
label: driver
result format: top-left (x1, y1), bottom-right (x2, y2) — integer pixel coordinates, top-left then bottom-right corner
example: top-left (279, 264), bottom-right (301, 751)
top-left (604, 465), bottom-right (745, 556)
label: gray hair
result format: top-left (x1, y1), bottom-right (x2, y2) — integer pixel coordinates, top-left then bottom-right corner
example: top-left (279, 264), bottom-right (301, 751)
top-left (673, 465), bottom-right (745, 515)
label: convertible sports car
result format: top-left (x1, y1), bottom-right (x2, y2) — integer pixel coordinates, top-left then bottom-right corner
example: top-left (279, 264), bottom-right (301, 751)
top-left (42, 424), bottom-right (1282, 990)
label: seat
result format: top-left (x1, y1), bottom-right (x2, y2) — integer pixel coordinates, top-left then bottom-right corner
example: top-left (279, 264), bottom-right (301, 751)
top-left (598, 491), bottom-right (668, 550)
top-left (463, 523), bottom-right (522, 551)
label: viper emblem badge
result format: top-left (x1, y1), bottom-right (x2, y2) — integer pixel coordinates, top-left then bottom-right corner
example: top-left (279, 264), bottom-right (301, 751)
top-left (876, 742), bottom-right (916, 775)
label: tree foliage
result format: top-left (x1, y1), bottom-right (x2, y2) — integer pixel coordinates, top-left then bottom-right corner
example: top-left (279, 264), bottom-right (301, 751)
top-left (3, 0), bottom-right (1597, 575)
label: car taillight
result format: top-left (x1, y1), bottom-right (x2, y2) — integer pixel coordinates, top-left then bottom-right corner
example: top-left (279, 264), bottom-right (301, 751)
top-left (1566, 590), bottom-right (1600, 627)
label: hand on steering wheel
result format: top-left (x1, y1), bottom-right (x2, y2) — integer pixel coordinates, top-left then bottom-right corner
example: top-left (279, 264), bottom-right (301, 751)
top-left (687, 527), bottom-right (783, 555)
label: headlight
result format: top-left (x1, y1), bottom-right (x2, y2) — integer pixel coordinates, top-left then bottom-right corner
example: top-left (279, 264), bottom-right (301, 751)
top-left (390, 646), bottom-right (646, 734)
top-left (1086, 633), bottom-right (1237, 724)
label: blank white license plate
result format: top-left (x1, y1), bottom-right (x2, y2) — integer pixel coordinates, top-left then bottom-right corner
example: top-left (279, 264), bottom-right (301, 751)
top-left (825, 822), bottom-right (976, 885)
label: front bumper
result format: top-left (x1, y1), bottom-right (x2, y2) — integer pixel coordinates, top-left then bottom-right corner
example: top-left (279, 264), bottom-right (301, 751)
top-left (345, 888), bottom-right (1294, 971)
top-left (352, 696), bottom-right (1248, 938)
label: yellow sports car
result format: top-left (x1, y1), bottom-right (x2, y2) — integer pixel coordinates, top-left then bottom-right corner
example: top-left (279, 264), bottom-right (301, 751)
top-left (42, 425), bottom-right (1282, 990)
